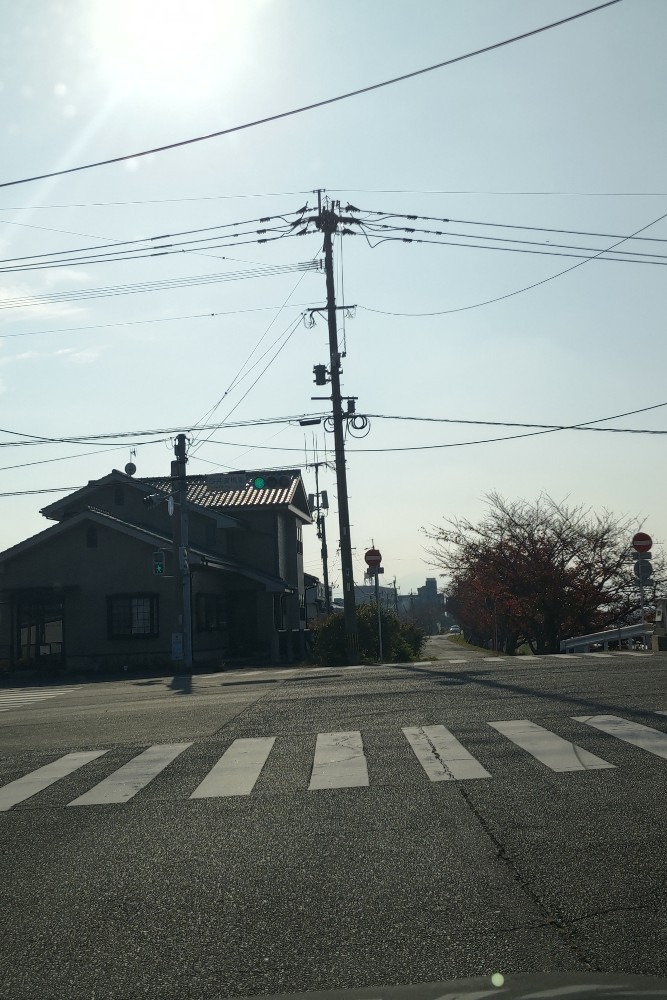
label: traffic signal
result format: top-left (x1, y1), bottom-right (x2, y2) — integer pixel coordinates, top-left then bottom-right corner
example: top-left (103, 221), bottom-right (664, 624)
top-left (153, 550), bottom-right (166, 575)
top-left (250, 474), bottom-right (291, 490)
top-left (313, 364), bottom-right (327, 386)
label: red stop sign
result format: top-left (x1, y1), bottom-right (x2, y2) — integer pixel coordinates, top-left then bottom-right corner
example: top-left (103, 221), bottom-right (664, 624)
top-left (365, 548), bottom-right (382, 567)
top-left (632, 532), bottom-right (652, 553)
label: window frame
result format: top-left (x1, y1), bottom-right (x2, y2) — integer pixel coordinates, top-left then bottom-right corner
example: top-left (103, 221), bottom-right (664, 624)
top-left (107, 593), bottom-right (159, 639)
top-left (196, 593), bottom-right (226, 633)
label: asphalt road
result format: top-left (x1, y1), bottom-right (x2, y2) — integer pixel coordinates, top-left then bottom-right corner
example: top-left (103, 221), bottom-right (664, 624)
top-left (1, 638), bottom-right (667, 999)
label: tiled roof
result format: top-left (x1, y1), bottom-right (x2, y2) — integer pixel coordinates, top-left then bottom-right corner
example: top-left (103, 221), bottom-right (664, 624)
top-left (138, 472), bottom-right (302, 511)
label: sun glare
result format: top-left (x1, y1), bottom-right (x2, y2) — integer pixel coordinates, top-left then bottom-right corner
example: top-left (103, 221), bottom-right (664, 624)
top-left (91, 0), bottom-right (252, 104)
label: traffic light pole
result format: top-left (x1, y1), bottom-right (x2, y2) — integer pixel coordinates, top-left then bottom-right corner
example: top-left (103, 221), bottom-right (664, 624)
top-left (173, 433), bottom-right (193, 669)
top-left (318, 199), bottom-right (359, 663)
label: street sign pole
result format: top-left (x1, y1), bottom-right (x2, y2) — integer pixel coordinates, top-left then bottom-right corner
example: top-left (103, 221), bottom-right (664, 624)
top-left (365, 547), bottom-right (383, 663)
top-left (631, 533), bottom-right (653, 628)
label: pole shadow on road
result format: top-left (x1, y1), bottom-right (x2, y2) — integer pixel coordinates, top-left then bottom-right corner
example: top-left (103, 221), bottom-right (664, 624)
top-left (396, 662), bottom-right (663, 724)
top-left (168, 673), bottom-right (193, 695)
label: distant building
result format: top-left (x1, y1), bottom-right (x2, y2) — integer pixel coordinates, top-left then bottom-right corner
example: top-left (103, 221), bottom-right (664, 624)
top-left (398, 577), bottom-right (445, 634)
top-left (353, 584), bottom-right (396, 611)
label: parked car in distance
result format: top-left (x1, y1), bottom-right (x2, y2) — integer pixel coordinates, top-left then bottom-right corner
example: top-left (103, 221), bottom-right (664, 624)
top-left (449, 625), bottom-right (461, 634)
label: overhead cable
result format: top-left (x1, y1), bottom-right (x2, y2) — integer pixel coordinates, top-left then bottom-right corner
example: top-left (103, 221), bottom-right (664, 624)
top-left (0, 260), bottom-right (321, 311)
top-left (0, 1), bottom-right (621, 190)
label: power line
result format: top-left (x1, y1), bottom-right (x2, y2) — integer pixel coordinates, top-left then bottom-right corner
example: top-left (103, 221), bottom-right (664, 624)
top-left (0, 260), bottom-right (321, 311)
top-left (0, 413), bottom-right (333, 448)
top-left (355, 223), bottom-right (667, 259)
top-left (353, 209), bottom-right (667, 245)
top-left (352, 230), bottom-right (667, 266)
top-left (0, 228), bottom-right (302, 276)
top-left (0, 302), bottom-right (317, 341)
top-left (357, 204), bottom-right (667, 316)
top-left (0, 211), bottom-right (303, 268)
top-left (0, 440), bottom-right (166, 473)
top-left (329, 188), bottom-right (667, 197)
top-left (0, 1), bottom-right (621, 190)
top-left (0, 191), bottom-right (313, 211)
top-left (368, 402), bottom-right (667, 429)
top-left (189, 272), bottom-right (311, 451)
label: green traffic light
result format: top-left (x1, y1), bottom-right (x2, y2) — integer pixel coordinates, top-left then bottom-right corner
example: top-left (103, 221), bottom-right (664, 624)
top-left (253, 476), bottom-right (266, 489)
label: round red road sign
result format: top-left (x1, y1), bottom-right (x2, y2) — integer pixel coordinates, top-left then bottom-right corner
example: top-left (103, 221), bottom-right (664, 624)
top-left (364, 547), bottom-right (382, 567)
top-left (632, 532), bottom-right (652, 553)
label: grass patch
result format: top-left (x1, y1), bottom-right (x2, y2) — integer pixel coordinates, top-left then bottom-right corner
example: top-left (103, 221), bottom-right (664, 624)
top-left (446, 634), bottom-right (495, 655)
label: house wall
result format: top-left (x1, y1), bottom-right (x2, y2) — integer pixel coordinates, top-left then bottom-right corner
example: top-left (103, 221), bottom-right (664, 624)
top-left (0, 520), bottom-right (181, 671)
top-left (227, 510), bottom-right (278, 574)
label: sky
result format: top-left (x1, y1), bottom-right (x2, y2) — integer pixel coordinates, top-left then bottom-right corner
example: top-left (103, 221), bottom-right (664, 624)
top-left (0, 0), bottom-right (665, 600)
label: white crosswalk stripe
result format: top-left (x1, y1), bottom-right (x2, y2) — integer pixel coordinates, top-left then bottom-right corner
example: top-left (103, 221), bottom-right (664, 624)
top-left (2, 713), bottom-right (667, 810)
top-left (403, 725), bottom-right (491, 781)
top-left (0, 751), bottom-right (107, 811)
top-left (488, 720), bottom-right (614, 772)
top-left (0, 687), bottom-right (74, 713)
top-left (573, 715), bottom-right (667, 761)
top-left (309, 731), bottom-right (369, 789)
top-left (190, 738), bottom-right (275, 798)
top-left (68, 743), bottom-right (192, 806)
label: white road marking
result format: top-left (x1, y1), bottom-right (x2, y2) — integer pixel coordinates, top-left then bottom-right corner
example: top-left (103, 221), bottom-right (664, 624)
top-left (403, 725), bottom-right (491, 781)
top-left (0, 751), bottom-right (107, 811)
top-left (68, 743), bottom-right (192, 805)
top-left (444, 659), bottom-right (468, 663)
top-left (488, 720), bottom-right (614, 772)
top-left (573, 715), bottom-right (667, 761)
top-left (309, 731), bottom-right (369, 789)
top-left (0, 688), bottom-right (74, 713)
top-left (190, 738), bottom-right (275, 798)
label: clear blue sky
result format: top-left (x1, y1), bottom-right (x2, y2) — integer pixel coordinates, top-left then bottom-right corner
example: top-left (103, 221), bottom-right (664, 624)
top-left (0, 0), bottom-right (665, 597)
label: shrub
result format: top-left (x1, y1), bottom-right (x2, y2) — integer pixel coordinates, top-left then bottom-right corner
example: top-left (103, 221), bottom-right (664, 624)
top-left (313, 604), bottom-right (426, 666)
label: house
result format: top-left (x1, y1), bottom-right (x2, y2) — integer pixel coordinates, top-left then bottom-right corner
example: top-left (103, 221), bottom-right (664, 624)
top-left (303, 572), bottom-right (328, 625)
top-left (0, 467), bottom-right (312, 673)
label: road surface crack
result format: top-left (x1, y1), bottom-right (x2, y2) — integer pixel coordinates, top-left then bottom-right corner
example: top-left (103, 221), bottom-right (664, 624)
top-left (420, 729), bottom-right (601, 971)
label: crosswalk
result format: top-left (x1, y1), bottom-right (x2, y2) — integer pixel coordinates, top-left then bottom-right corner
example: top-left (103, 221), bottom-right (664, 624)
top-left (2, 712), bottom-right (667, 811)
top-left (0, 687), bottom-right (74, 714)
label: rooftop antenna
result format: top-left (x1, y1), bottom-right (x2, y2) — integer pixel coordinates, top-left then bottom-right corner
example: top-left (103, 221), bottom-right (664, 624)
top-left (125, 448), bottom-right (137, 477)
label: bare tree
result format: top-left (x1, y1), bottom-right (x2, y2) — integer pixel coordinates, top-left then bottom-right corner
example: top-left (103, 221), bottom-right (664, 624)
top-left (425, 492), bottom-right (663, 654)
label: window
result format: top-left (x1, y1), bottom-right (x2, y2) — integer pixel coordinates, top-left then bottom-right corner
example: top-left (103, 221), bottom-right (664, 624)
top-left (296, 523), bottom-right (303, 554)
top-left (107, 595), bottom-right (158, 638)
top-left (196, 593), bottom-right (225, 632)
top-left (17, 598), bottom-right (64, 662)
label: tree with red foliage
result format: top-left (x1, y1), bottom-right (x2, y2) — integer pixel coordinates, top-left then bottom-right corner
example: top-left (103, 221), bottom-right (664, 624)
top-left (425, 492), bottom-right (663, 654)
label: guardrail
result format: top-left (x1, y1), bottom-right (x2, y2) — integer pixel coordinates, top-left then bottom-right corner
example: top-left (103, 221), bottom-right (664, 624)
top-left (560, 624), bottom-right (653, 653)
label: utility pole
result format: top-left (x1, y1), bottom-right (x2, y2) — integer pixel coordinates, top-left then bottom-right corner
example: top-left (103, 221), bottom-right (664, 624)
top-left (172, 434), bottom-right (192, 669)
top-left (314, 192), bottom-right (359, 663)
top-left (308, 461), bottom-right (332, 615)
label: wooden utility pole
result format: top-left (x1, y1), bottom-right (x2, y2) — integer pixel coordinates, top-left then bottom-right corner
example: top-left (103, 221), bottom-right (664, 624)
top-left (315, 193), bottom-right (359, 663)
top-left (172, 433), bottom-right (192, 669)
